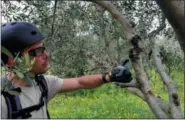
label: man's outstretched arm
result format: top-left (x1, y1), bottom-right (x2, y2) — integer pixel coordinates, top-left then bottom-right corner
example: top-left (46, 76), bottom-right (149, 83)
top-left (60, 74), bottom-right (109, 92)
top-left (59, 61), bottom-right (132, 92)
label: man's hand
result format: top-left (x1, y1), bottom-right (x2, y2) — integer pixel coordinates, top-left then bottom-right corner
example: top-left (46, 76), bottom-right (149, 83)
top-left (102, 59), bottom-right (132, 83)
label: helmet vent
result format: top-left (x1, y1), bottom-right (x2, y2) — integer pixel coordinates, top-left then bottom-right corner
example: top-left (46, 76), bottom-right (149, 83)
top-left (31, 31), bottom-right (37, 35)
top-left (11, 22), bottom-right (17, 25)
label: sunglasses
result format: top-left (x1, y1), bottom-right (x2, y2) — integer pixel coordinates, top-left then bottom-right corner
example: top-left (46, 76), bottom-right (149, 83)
top-left (28, 47), bottom-right (46, 56)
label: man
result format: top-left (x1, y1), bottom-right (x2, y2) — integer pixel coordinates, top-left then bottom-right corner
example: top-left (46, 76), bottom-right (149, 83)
top-left (1, 22), bottom-right (132, 119)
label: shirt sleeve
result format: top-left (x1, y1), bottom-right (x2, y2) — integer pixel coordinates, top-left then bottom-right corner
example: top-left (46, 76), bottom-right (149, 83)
top-left (43, 75), bottom-right (64, 101)
top-left (1, 95), bottom-right (8, 119)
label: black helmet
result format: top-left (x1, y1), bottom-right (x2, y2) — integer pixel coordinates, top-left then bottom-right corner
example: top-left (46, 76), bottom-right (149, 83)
top-left (1, 21), bottom-right (45, 64)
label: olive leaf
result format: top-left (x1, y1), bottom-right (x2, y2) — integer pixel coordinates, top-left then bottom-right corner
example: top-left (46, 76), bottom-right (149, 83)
top-left (28, 57), bottom-right (35, 70)
top-left (2, 50), bottom-right (36, 92)
top-left (15, 70), bottom-right (24, 79)
top-left (21, 54), bottom-right (35, 71)
top-left (22, 53), bottom-right (30, 67)
top-left (30, 57), bottom-right (35, 66)
top-left (1, 46), bottom-right (13, 58)
top-left (13, 52), bottom-right (20, 62)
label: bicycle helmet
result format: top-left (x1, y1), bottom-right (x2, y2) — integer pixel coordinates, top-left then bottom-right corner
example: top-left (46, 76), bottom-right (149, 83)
top-left (1, 21), bottom-right (45, 64)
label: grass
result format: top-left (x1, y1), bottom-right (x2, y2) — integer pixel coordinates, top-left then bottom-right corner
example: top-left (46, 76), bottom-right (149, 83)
top-left (48, 69), bottom-right (184, 119)
top-left (48, 90), bottom-right (155, 118)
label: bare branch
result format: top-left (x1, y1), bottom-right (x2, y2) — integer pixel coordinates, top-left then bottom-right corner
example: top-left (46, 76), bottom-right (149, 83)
top-left (152, 45), bottom-right (182, 118)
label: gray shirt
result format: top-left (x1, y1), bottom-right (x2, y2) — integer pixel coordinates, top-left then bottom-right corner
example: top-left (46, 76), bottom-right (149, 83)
top-left (1, 75), bottom-right (63, 119)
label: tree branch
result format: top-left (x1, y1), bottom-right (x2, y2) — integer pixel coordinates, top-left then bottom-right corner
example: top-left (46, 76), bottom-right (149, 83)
top-left (152, 45), bottom-right (182, 118)
top-left (50, 0), bottom-right (58, 37)
top-left (155, 0), bottom-right (185, 53)
top-left (148, 14), bottom-right (166, 38)
top-left (155, 96), bottom-right (171, 117)
top-left (128, 87), bottom-right (171, 116)
top-left (90, 0), bottom-right (168, 118)
top-left (146, 7), bottom-right (182, 118)
top-left (91, 0), bottom-right (136, 41)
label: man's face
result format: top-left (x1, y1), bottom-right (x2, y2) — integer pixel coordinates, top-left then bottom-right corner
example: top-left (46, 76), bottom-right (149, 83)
top-left (23, 41), bottom-right (50, 74)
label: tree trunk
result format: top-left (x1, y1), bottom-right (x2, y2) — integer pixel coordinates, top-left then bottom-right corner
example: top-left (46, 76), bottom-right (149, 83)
top-left (155, 0), bottom-right (185, 53)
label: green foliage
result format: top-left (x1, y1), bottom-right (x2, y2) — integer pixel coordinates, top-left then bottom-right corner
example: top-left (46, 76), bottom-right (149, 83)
top-left (1, 48), bottom-right (36, 94)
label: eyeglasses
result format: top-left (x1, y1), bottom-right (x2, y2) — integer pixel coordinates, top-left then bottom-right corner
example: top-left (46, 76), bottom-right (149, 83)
top-left (28, 47), bottom-right (46, 56)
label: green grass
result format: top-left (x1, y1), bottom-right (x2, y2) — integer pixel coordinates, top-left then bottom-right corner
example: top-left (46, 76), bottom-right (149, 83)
top-left (48, 90), bottom-right (155, 118)
top-left (48, 69), bottom-right (184, 119)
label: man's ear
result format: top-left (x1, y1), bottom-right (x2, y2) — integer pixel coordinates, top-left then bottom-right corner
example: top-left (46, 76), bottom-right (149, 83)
top-left (7, 57), bottom-right (15, 68)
